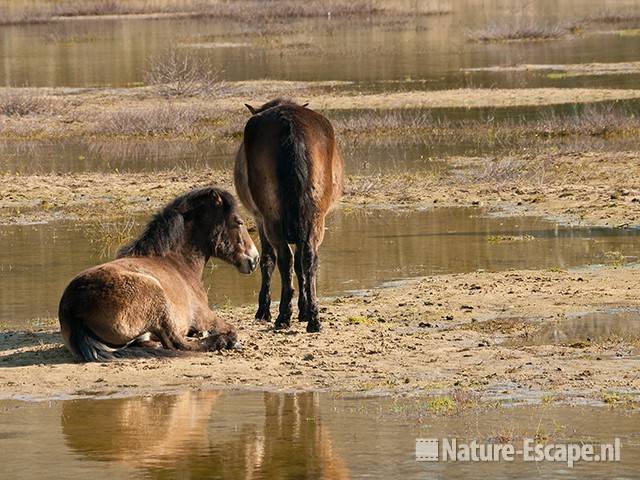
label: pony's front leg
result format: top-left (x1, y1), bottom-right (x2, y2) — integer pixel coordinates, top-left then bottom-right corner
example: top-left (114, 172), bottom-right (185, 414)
top-left (256, 224), bottom-right (276, 322)
top-left (190, 311), bottom-right (239, 350)
top-left (157, 314), bottom-right (237, 352)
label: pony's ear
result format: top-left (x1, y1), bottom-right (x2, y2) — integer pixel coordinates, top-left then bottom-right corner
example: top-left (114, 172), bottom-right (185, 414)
top-left (244, 103), bottom-right (257, 115)
top-left (211, 190), bottom-right (223, 207)
top-left (302, 102), bottom-right (309, 108)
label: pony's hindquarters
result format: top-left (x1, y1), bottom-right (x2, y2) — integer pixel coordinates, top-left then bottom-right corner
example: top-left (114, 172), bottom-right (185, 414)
top-left (58, 264), bottom-right (166, 361)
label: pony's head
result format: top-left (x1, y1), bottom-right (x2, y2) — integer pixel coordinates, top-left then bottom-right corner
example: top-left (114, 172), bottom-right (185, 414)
top-left (118, 187), bottom-right (259, 274)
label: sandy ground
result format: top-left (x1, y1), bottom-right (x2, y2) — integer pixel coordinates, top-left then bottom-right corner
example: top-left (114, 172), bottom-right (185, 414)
top-left (464, 61), bottom-right (640, 76)
top-left (0, 267), bottom-right (638, 401)
top-left (1, 151), bottom-right (639, 228)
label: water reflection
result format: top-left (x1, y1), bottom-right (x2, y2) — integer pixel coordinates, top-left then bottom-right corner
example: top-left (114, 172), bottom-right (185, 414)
top-left (2, 208), bottom-right (640, 329)
top-left (61, 392), bottom-right (350, 479)
top-left (0, 391), bottom-right (638, 479)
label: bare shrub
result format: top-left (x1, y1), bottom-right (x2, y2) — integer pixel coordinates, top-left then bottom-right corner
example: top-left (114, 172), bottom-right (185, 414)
top-left (99, 104), bottom-right (208, 136)
top-left (0, 92), bottom-right (54, 116)
top-left (144, 49), bottom-right (224, 98)
top-left (466, 21), bottom-right (578, 42)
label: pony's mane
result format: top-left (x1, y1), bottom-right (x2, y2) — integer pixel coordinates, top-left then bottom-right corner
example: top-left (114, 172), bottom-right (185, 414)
top-left (254, 98), bottom-right (300, 114)
top-left (117, 186), bottom-right (234, 258)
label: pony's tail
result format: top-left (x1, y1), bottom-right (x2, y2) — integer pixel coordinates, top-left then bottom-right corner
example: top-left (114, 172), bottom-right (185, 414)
top-left (62, 314), bottom-right (183, 362)
top-left (276, 110), bottom-right (313, 244)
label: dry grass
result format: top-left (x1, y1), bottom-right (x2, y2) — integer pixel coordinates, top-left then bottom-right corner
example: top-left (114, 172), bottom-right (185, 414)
top-left (334, 104), bottom-right (640, 152)
top-left (535, 104), bottom-right (639, 138)
top-left (144, 49), bottom-right (225, 98)
top-left (86, 218), bottom-right (137, 257)
top-left (466, 21), bottom-right (579, 42)
top-left (0, 0), bottom-right (451, 25)
top-left (0, 92), bottom-right (56, 117)
top-left (98, 103), bottom-right (212, 137)
top-left (587, 9), bottom-right (640, 24)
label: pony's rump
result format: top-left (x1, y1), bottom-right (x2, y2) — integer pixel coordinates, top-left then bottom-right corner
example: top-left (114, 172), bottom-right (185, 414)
top-left (244, 104), bottom-right (313, 244)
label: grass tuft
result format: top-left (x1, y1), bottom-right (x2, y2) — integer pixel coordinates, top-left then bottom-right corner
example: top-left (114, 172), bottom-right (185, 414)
top-left (466, 21), bottom-right (579, 42)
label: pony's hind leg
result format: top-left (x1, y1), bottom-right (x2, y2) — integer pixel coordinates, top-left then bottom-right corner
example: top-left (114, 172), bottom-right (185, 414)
top-left (274, 241), bottom-right (295, 330)
top-left (256, 224), bottom-right (276, 322)
top-left (294, 246), bottom-right (309, 322)
top-left (302, 219), bottom-right (325, 333)
top-left (301, 241), bottom-right (321, 332)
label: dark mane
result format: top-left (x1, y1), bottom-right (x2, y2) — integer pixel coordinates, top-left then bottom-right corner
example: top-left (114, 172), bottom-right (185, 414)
top-left (117, 186), bottom-right (235, 258)
top-left (253, 98), bottom-right (301, 114)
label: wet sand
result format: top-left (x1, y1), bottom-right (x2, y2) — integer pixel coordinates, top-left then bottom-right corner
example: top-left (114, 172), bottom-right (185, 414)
top-left (1, 267), bottom-right (638, 401)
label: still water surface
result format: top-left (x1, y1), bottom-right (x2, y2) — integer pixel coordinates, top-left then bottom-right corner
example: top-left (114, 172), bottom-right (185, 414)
top-left (2, 0), bottom-right (640, 88)
top-left (0, 391), bottom-right (638, 479)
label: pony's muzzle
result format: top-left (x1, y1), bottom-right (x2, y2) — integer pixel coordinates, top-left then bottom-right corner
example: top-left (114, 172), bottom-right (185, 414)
top-left (238, 245), bottom-right (260, 274)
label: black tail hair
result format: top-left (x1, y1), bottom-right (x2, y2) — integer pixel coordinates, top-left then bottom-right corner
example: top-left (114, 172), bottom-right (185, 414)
top-left (275, 109), bottom-right (313, 244)
top-left (66, 319), bottom-right (184, 362)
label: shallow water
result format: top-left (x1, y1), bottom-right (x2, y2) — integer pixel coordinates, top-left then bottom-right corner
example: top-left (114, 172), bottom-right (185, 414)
top-left (2, 0), bottom-right (640, 88)
top-left (0, 391), bottom-right (638, 479)
top-left (0, 138), bottom-right (450, 175)
top-left (2, 207), bottom-right (640, 330)
top-left (507, 309), bottom-right (640, 348)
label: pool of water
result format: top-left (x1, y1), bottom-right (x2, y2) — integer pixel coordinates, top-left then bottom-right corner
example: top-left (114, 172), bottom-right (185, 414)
top-left (2, 207), bottom-right (640, 330)
top-left (0, 391), bottom-right (638, 479)
top-left (2, 0), bottom-right (640, 88)
top-left (507, 309), bottom-right (640, 348)
top-left (0, 138), bottom-right (450, 175)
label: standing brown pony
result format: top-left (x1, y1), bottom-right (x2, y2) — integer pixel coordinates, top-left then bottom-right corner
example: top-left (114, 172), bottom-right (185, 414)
top-left (58, 187), bottom-right (259, 361)
top-left (234, 99), bottom-right (343, 332)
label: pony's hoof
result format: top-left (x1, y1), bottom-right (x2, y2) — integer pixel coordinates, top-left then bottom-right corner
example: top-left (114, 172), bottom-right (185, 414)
top-left (274, 316), bottom-right (291, 330)
top-left (255, 310), bottom-right (271, 322)
top-left (306, 320), bottom-right (321, 333)
top-left (206, 331), bottom-right (238, 350)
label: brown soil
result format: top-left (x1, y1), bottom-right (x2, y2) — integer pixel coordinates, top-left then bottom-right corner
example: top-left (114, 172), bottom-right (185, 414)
top-left (1, 267), bottom-right (638, 401)
top-left (1, 151), bottom-right (639, 228)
